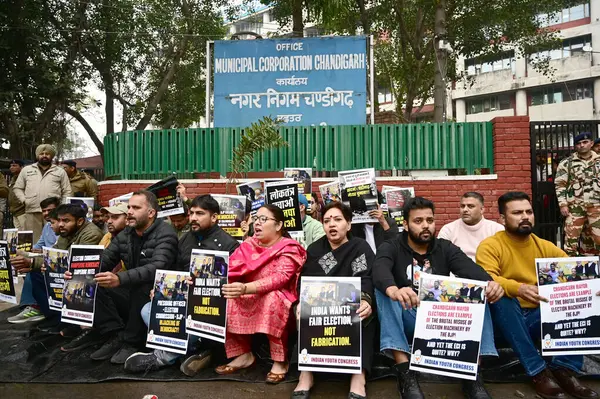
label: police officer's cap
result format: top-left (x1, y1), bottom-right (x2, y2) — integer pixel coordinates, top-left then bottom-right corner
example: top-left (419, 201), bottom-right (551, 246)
top-left (574, 132), bottom-right (593, 144)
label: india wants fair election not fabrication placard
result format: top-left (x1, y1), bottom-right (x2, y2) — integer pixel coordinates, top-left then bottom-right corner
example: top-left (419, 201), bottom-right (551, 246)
top-left (298, 276), bottom-right (362, 374)
top-left (186, 249), bottom-right (229, 343)
top-left (61, 245), bottom-right (104, 327)
top-left (147, 270), bottom-right (190, 354)
top-left (410, 274), bottom-right (487, 380)
top-left (536, 257), bottom-right (600, 356)
top-left (213, 36), bottom-right (367, 127)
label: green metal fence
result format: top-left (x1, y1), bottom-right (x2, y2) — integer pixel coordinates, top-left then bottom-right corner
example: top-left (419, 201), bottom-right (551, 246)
top-left (103, 122), bottom-right (494, 179)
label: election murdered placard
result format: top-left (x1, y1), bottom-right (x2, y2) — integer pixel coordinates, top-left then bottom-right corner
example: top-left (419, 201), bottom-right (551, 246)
top-left (537, 257), bottom-right (600, 356)
top-left (298, 276), bottom-right (362, 374)
top-left (410, 274), bottom-right (487, 380)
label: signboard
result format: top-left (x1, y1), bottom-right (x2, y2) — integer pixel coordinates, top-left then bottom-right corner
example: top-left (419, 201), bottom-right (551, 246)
top-left (186, 250), bottom-right (229, 343)
top-left (410, 274), bottom-right (487, 380)
top-left (214, 36), bottom-right (367, 127)
top-left (338, 168), bottom-right (378, 224)
top-left (265, 181), bottom-right (302, 232)
top-left (298, 276), bottom-right (362, 374)
top-left (537, 257), bottom-right (600, 355)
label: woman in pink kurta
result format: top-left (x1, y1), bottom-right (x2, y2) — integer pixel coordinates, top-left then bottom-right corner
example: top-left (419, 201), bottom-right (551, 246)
top-left (217, 204), bottom-right (307, 384)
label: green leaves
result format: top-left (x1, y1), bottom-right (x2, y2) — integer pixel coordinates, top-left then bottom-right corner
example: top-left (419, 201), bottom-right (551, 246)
top-left (228, 116), bottom-right (289, 188)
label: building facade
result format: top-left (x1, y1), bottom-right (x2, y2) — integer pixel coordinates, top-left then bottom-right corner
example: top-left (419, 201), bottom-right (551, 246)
top-left (452, 1), bottom-right (600, 122)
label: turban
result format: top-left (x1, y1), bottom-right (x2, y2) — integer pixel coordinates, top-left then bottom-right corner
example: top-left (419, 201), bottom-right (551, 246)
top-left (35, 144), bottom-right (56, 158)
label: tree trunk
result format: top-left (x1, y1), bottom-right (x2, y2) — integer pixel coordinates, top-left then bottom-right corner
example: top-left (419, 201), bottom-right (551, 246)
top-left (105, 77), bottom-right (115, 135)
top-left (292, 0), bottom-right (304, 38)
top-left (433, 0), bottom-right (447, 123)
top-left (66, 108), bottom-right (105, 161)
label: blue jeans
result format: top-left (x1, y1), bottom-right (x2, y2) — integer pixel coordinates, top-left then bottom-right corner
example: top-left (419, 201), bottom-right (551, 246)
top-left (141, 302), bottom-right (199, 365)
top-left (30, 271), bottom-right (59, 321)
top-left (376, 289), bottom-right (498, 358)
top-left (19, 273), bottom-right (37, 307)
top-left (490, 297), bottom-right (583, 376)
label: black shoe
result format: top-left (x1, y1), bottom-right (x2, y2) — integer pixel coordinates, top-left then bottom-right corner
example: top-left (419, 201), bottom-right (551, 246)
top-left (36, 318), bottom-right (60, 333)
top-left (110, 343), bottom-right (138, 364)
top-left (462, 375), bottom-right (492, 399)
top-left (90, 335), bottom-right (123, 361)
top-left (291, 391), bottom-right (310, 399)
top-left (348, 393), bottom-right (366, 399)
top-left (180, 350), bottom-right (212, 377)
top-left (60, 325), bottom-right (81, 338)
top-left (124, 352), bottom-right (167, 373)
top-left (393, 363), bottom-right (424, 399)
top-left (61, 329), bottom-right (107, 352)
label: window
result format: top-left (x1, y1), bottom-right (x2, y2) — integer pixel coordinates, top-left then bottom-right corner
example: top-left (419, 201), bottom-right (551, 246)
top-left (466, 94), bottom-right (512, 114)
top-left (377, 86), bottom-right (393, 104)
top-left (529, 81), bottom-right (594, 106)
top-left (530, 35), bottom-right (591, 62)
top-left (537, 3), bottom-right (589, 27)
top-left (465, 52), bottom-right (515, 76)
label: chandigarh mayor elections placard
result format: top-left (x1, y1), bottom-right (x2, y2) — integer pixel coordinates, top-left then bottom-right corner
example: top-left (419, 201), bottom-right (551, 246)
top-left (213, 36), bottom-right (367, 127)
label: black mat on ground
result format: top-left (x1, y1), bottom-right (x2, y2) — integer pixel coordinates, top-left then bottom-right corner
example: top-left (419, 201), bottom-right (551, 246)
top-left (0, 307), bottom-right (599, 384)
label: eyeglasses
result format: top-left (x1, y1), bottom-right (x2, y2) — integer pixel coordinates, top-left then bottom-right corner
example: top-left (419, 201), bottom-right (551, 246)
top-left (252, 215), bottom-right (277, 225)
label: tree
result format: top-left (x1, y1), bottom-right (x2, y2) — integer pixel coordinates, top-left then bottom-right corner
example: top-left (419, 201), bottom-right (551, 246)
top-left (260, 0), bottom-right (582, 122)
top-left (1, 0), bottom-right (232, 161)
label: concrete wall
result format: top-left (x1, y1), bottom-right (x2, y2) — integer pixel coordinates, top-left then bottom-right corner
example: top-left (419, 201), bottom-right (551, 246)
top-left (529, 98), bottom-right (595, 121)
top-left (465, 108), bottom-right (515, 122)
top-left (98, 117), bottom-right (533, 228)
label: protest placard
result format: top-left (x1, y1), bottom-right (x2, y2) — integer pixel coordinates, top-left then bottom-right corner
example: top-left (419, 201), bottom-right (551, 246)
top-left (410, 274), bottom-right (487, 380)
top-left (0, 241), bottom-right (16, 304)
top-left (147, 270), bottom-right (189, 354)
top-left (319, 181), bottom-right (341, 205)
top-left (61, 245), bottom-right (104, 327)
top-left (237, 180), bottom-right (265, 216)
top-left (212, 195), bottom-right (246, 240)
top-left (383, 187), bottom-right (414, 230)
top-left (186, 250), bottom-right (229, 343)
top-left (146, 176), bottom-right (184, 218)
top-left (338, 169), bottom-right (378, 224)
top-left (66, 197), bottom-right (95, 222)
top-left (284, 168), bottom-right (312, 210)
top-left (43, 247), bottom-right (70, 312)
top-left (537, 257), bottom-right (600, 355)
top-left (298, 276), bottom-right (362, 374)
top-left (265, 181), bottom-right (302, 232)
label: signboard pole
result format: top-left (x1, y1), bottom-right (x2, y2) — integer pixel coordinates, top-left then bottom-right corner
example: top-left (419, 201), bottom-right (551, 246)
top-left (205, 40), bottom-right (213, 127)
top-left (369, 34), bottom-right (375, 125)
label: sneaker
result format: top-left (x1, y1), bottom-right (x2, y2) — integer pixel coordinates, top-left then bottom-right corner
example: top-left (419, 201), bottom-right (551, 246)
top-left (90, 335), bottom-right (123, 361)
top-left (110, 344), bottom-right (138, 364)
top-left (8, 306), bottom-right (45, 324)
top-left (61, 329), bottom-right (107, 352)
top-left (180, 350), bottom-right (212, 377)
top-left (124, 352), bottom-right (169, 373)
top-left (36, 317), bottom-right (60, 332)
top-left (393, 363), bottom-right (424, 399)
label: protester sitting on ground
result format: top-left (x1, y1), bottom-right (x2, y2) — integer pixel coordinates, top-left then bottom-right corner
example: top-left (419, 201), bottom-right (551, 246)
top-left (215, 204), bottom-right (306, 384)
top-left (350, 192), bottom-right (398, 254)
top-left (11, 203), bottom-right (103, 334)
top-left (168, 203), bottom-right (190, 239)
top-left (125, 194), bottom-right (240, 376)
top-left (437, 192), bottom-right (504, 261)
top-left (477, 191), bottom-right (599, 399)
top-left (292, 202), bottom-right (374, 399)
top-left (7, 197), bottom-right (61, 324)
top-left (74, 190), bottom-right (178, 364)
top-left (98, 202), bottom-right (129, 274)
top-left (373, 197), bottom-right (503, 399)
top-left (298, 193), bottom-right (325, 248)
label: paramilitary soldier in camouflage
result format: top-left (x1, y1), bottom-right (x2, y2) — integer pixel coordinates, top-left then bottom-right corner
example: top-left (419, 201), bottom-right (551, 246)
top-left (555, 132), bottom-right (600, 255)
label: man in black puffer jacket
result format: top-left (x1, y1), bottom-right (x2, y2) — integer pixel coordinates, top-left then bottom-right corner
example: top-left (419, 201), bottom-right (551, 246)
top-left (90, 190), bottom-right (178, 363)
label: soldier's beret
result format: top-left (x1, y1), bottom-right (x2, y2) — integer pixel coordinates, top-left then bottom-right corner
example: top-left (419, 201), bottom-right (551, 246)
top-left (595, 138), bottom-right (600, 145)
top-left (574, 132), bottom-right (593, 144)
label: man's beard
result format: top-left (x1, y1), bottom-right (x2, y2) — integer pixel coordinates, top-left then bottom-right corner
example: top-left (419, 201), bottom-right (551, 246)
top-left (508, 221), bottom-right (533, 236)
top-left (408, 227), bottom-right (434, 244)
top-left (38, 158), bottom-right (51, 166)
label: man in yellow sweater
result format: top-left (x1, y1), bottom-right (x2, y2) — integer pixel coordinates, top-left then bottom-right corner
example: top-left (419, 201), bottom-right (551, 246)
top-left (477, 192), bottom-right (598, 399)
